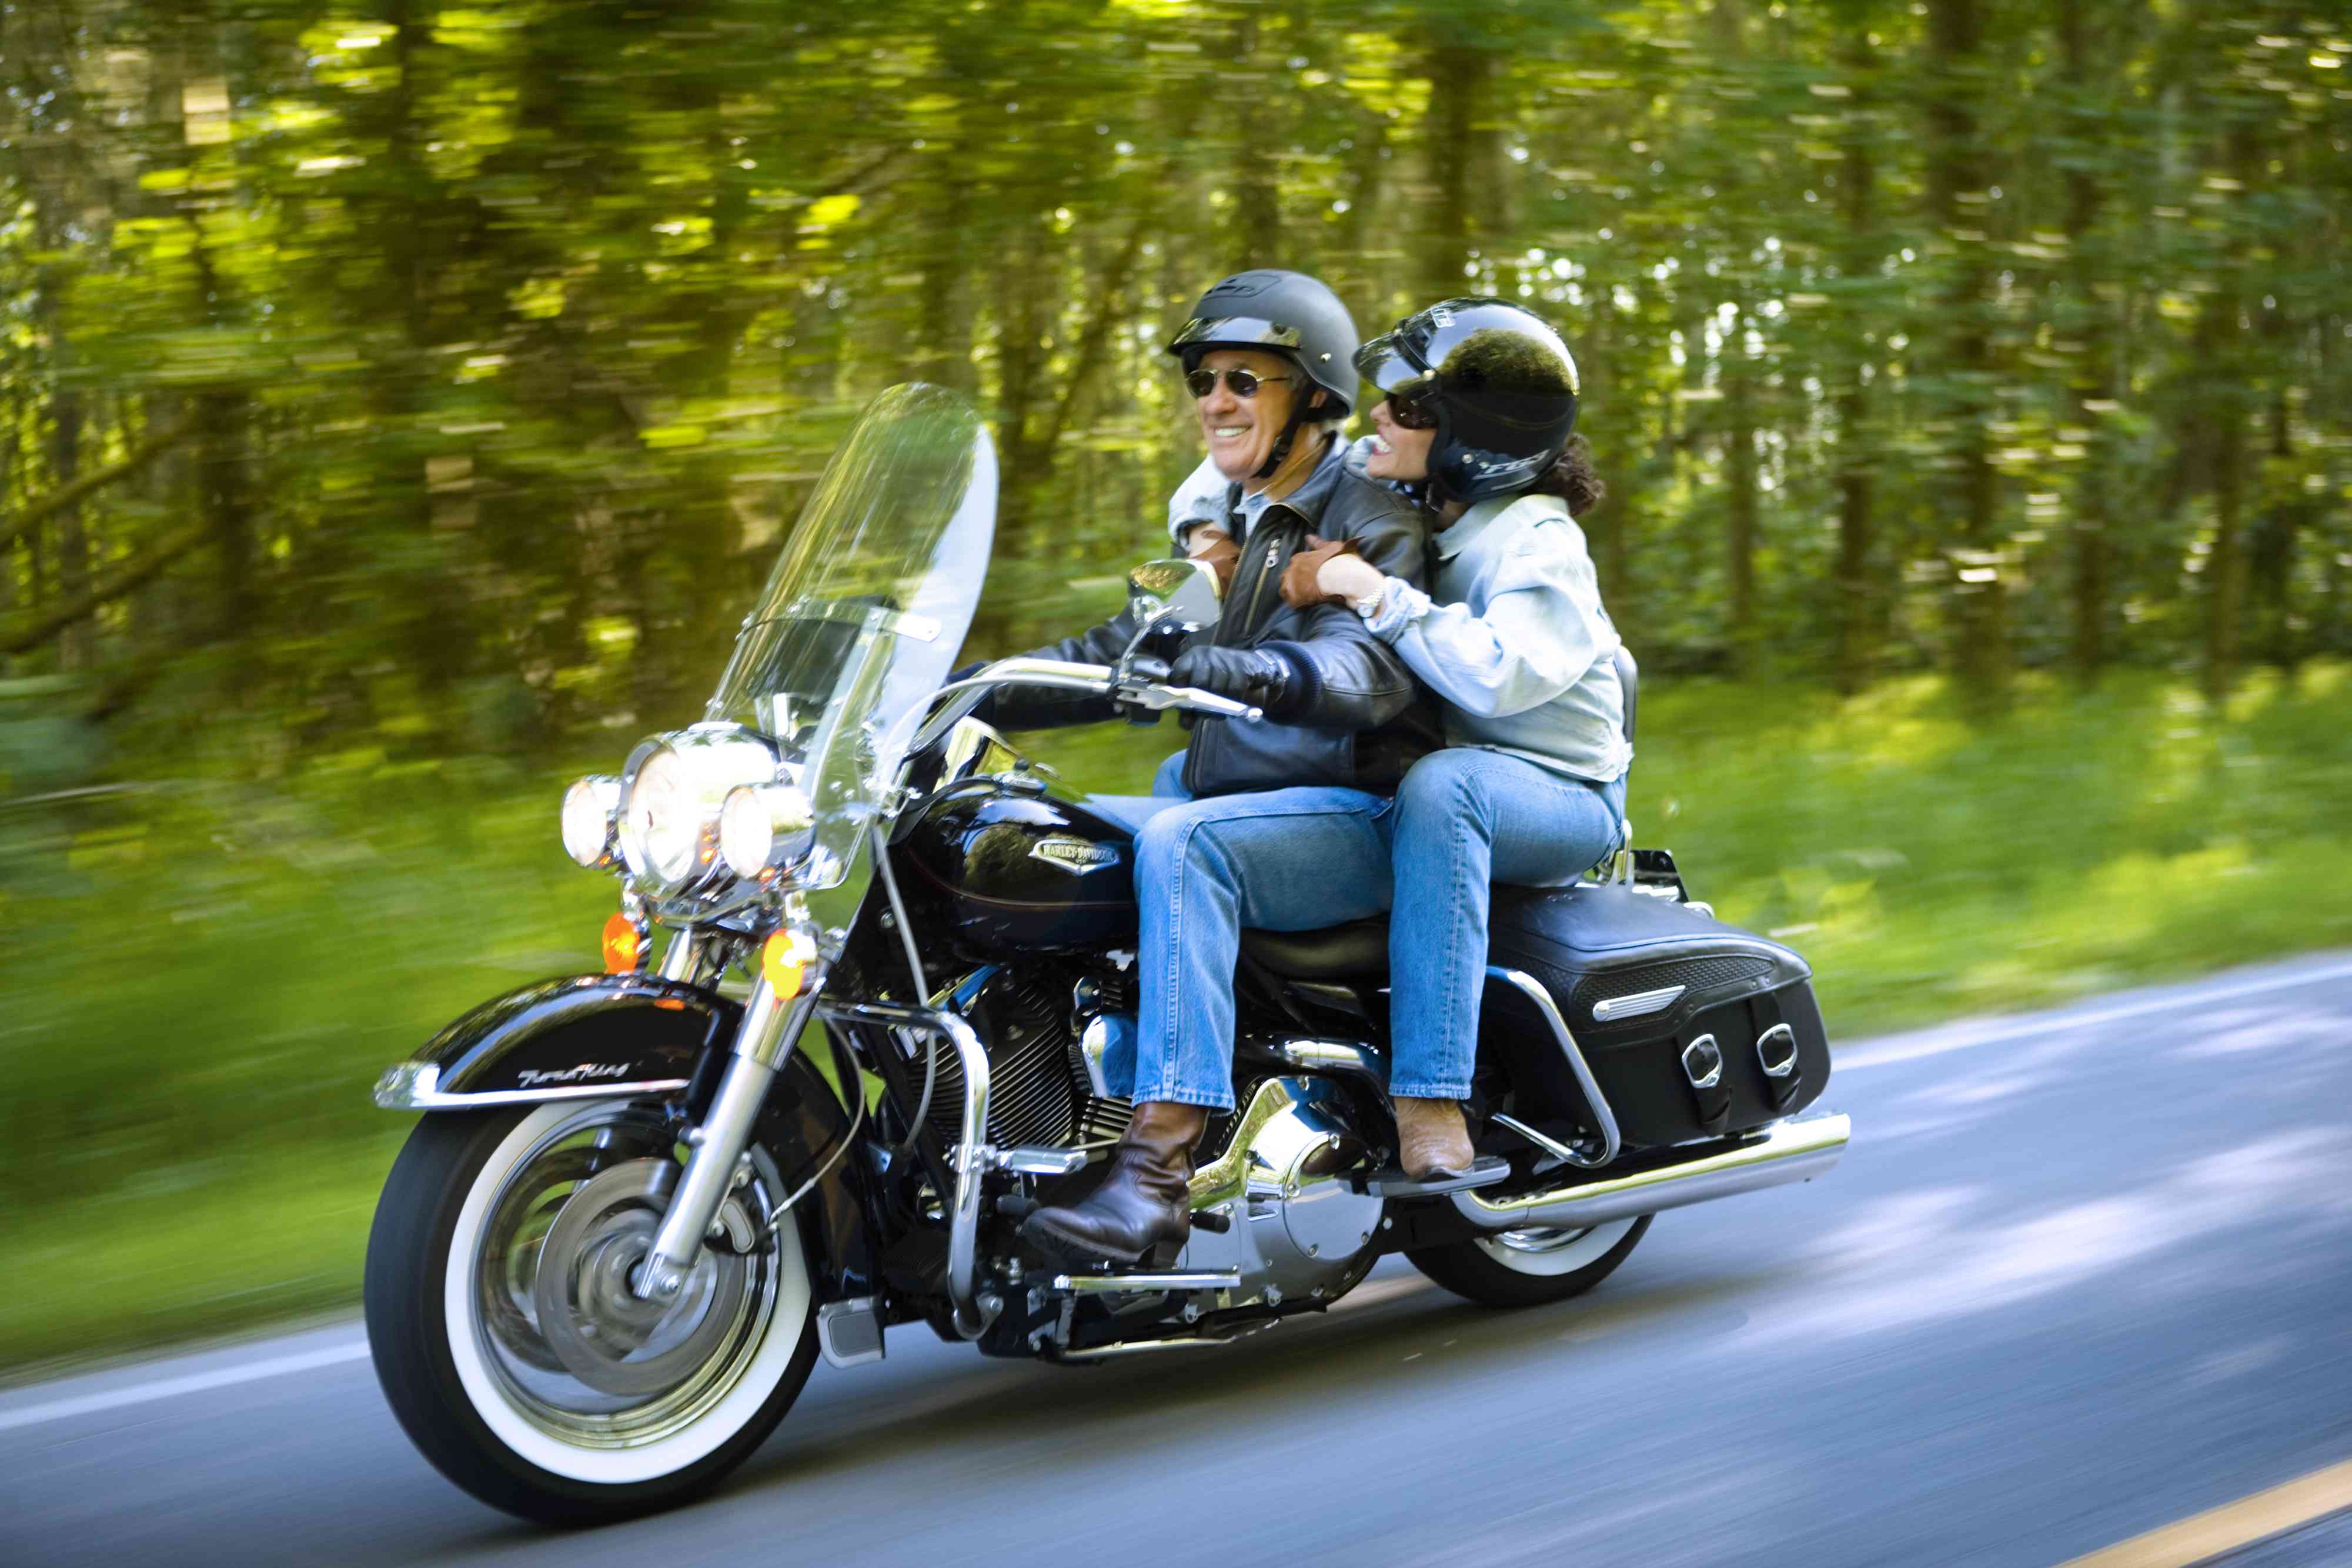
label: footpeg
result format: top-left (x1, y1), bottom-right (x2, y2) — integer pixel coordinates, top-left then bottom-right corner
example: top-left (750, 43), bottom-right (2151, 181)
top-left (1051, 1270), bottom-right (1241, 1294)
top-left (1358, 1155), bottom-right (1511, 1198)
top-left (970, 1144), bottom-right (1090, 1176)
top-left (816, 1297), bottom-right (886, 1369)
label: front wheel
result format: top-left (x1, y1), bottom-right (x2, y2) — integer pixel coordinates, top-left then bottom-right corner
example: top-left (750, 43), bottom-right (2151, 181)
top-left (1405, 1215), bottom-right (1651, 1309)
top-left (363, 1101), bottom-right (818, 1524)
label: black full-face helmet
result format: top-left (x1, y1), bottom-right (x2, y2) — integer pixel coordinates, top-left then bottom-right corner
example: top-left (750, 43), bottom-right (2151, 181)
top-left (1168, 269), bottom-right (1360, 479)
top-left (1356, 297), bottom-right (1581, 504)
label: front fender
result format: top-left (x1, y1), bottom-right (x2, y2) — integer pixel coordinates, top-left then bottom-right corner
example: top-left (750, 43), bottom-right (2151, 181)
top-left (372, 972), bottom-right (739, 1109)
top-left (373, 972), bottom-right (883, 1302)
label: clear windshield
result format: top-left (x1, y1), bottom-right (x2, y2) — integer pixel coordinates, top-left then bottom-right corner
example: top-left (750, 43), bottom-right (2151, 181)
top-left (709, 383), bottom-right (995, 894)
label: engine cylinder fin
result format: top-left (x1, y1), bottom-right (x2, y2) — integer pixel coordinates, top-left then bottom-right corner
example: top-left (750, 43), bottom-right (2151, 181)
top-left (923, 971), bottom-right (1085, 1149)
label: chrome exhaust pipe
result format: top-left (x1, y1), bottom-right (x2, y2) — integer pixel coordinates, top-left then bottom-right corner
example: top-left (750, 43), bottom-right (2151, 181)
top-left (1452, 1112), bottom-right (1851, 1232)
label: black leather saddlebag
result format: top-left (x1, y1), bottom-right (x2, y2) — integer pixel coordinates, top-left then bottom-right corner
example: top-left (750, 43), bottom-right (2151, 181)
top-left (1480, 884), bottom-right (1829, 1151)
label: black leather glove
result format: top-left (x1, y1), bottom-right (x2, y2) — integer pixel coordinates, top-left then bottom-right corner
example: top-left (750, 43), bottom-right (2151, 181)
top-left (1167, 644), bottom-right (1306, 719)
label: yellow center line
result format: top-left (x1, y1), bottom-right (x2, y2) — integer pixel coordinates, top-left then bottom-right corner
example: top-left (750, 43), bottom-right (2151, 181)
top-left (2053, 1459), bottom-right (2352, 1568)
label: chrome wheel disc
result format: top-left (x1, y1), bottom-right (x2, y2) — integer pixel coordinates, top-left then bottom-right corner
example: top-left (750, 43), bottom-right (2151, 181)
top-left (1495, 1226), bottom-right (1597, 1253)
top-left (469, 1105), bottom-right (786, 1449)
top-left (1475, 1216), bottom-right (1639, 1276)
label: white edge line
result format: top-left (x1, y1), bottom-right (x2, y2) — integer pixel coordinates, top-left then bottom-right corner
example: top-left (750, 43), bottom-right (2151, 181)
top-left (0, 1341), bottom-right (370, 1434)
top-left (1840, 958), bottom-right (2352, 1072)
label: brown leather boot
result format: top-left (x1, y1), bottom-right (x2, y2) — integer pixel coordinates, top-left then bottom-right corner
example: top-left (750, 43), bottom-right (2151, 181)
top-left (1022, 1101), bottom-right (1208, 1265)
top-left (1395, 1097), bottom-right (1476, 1181)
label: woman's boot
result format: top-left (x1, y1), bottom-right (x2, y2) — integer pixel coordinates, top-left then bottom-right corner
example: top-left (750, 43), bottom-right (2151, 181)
top-left (1022, 1101), bottom-right (1208, 1263)
top-left (1394, 1097), bottom-right (1476, 1181)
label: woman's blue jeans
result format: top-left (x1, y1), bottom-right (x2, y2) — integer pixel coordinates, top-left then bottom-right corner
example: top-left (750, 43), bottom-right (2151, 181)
top-left (1384, 748), bottom-right (1625, 1099)
top-left (1090, 745), bottom-right (1623, 1111)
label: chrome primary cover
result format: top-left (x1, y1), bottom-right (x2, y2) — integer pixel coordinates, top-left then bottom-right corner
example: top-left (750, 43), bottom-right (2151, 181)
top-left (1180, 1077), bottom-right (1385, 1308)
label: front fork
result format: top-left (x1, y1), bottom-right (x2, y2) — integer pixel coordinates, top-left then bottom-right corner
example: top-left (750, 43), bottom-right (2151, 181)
top-left (629, 930), bottom-right (999, 1340)
top-left (633, 932), bottom-right (819, 1302)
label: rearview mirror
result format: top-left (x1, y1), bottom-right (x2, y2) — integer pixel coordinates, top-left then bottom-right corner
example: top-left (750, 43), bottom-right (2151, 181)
top-left (1126, 557), bottom-right (1222, 631)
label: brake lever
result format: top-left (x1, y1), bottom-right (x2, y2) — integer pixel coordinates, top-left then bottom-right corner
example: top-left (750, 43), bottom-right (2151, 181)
top-left (1115, 680), bottom-right (1262, 722)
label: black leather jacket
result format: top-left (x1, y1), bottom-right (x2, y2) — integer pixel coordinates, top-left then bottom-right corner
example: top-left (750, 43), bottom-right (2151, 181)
top-left (991, 441), bottom-right (1442, 798)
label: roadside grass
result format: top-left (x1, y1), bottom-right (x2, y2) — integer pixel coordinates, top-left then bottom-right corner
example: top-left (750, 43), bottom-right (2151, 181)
top-left (4, 666), bottom-right (2347, 1373)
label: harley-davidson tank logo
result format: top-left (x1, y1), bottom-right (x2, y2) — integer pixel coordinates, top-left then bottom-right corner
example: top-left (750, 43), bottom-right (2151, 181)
top-left (1030, 837), bottom-right (1118, 875)
top-left (515, 1062), bottom-right (633, 1088)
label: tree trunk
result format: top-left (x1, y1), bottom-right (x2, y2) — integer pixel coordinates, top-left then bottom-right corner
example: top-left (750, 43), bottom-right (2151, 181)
top-left (1230, 14), bottom-right (1282, 273)
top-left (1723, 306), bottom-right (1759, 672)
top-left (1924, 0), bottom-right (2007, 710)
top-left (2201, 121), bottom-right (2259, 704)
top-left (1584, 278), bottom-right (1634, 612)
top-left (1417, 41), bottom-right (1499, 302)
top-left (1831, 22), bottom-right (1879, 695)
top-left (2061, 0), bottom-right (2114, 685)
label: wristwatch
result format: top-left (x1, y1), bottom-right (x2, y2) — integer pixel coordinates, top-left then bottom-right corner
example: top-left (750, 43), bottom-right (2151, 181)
top-left (1352, 577), bottom-right (1392, 621)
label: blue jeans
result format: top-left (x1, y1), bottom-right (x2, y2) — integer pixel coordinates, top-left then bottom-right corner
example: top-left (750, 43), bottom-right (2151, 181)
top-left (1385, 749), bottom-right (1626, 1098)
top-left (1085, 745), bottom-right (1622, 1110)
top-left (1088, 751), bottom-right (1392, 1111)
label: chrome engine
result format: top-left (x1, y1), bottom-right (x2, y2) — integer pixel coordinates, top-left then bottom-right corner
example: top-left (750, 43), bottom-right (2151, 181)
top-left (939, 972), bottom-right (1386, 1314)
top-left (1177, 1076), bottom-right (1387, 1309)
top-left (923, 971), bottom-right (1131, 1149)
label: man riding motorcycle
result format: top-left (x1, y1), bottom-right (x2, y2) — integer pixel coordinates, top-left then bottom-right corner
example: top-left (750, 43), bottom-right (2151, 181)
top-left (983, 269), bottom-right (1441, 1264)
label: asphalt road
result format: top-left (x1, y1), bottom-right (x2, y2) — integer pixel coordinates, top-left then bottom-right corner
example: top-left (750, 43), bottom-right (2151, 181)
top-left (8, 953), bottom-right (2352, 1568)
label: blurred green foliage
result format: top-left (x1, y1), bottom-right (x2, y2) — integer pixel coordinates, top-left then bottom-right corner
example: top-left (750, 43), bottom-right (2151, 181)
top-left (3, 0), bottom-right (2350, 728)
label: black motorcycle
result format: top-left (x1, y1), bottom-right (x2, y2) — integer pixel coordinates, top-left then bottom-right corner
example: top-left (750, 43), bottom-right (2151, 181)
top-left (362, 384), bottom-right (1850, 1523)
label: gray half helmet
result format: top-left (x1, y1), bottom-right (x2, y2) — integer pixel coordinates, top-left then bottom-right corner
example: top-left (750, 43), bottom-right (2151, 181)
top-left (1167, 269), bottom-right (1359, 417)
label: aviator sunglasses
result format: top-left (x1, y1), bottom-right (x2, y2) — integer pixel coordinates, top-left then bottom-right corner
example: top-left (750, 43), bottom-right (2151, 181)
top-left (1184, 366), bottom-right (1298, 400)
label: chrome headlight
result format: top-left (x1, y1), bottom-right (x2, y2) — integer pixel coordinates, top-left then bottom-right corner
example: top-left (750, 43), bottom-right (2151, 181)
top-left (560, 775), bottom-right (623, 868)
top-left (617, 724), bottom-right (781, 896)
top-left (719, 781), bottom-right (817, 880)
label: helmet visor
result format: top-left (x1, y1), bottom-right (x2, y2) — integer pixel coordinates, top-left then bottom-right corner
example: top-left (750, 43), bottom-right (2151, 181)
top-left (1354, 331), bottom-right (1436, 401)
top-left (1169, 315), bottom-right (1304, 357)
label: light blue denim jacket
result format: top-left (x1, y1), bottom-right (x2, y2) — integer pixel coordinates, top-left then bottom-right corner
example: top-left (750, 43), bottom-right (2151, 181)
top-left (1364, 493), bottom-right (1631, 784)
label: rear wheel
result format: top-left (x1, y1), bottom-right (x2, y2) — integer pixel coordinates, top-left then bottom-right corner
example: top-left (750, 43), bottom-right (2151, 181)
top-left (1405, 1215), bottom-right (1651, 1308)
top-left (364, 1101), bottom-right (817, 1524)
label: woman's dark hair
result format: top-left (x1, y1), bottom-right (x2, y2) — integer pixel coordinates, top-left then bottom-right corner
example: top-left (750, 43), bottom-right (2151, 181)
top-left (1525, 433), bottom-right (1606, 518)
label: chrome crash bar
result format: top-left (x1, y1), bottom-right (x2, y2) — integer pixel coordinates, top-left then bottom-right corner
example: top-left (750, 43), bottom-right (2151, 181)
top-left (818, 998), bottom-right (995, 1339)
top-left (1452, 1112), bottom-right (1851, 1233)
top-left (1485, 965), bottom-right (1622, 1169)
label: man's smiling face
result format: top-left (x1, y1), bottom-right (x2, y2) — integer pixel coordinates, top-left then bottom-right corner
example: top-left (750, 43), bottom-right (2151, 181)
top-left (1192, 348), bottom-right (1306, 483)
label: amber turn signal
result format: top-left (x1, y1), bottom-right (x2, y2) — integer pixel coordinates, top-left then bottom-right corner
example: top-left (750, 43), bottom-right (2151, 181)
top-left (761, 928), bottom-right (817, 998)
top-left (602, 911), bottom-right (645, 974)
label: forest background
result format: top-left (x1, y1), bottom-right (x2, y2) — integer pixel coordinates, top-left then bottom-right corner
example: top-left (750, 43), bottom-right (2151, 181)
top-left (4, 0), bottom-right (2351, 1366)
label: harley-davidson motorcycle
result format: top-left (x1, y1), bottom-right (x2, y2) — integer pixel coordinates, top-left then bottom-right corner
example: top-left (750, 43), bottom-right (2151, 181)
top-left (363, 383), bottom-right (1850, 1523)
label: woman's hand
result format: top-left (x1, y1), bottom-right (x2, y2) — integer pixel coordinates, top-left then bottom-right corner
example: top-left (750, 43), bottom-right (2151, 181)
top-left (1317, 551), bottom-right (1386, 609)
top-left (1282, 534), bottom-right (1380, 610)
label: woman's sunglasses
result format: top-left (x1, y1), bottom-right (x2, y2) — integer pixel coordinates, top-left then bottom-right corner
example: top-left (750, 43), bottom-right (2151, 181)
top-left (1185, 367), bottom-right (1297, 400)
top-left (1384, 392), bottom-right (1439, 431)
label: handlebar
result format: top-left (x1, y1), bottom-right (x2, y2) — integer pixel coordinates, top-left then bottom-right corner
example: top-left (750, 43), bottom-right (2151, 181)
top-left (954, 657), bottom-right (1261, 721)
top-left (900, 657), bottom-right (1264, 761)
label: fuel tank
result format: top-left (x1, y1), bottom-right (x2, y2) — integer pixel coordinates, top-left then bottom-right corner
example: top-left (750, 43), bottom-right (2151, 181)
top-left (896, 787), bottom-right (1140, 954)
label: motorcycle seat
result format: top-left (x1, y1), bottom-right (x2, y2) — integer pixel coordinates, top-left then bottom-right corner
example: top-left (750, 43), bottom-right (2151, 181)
top-left (1240, 918), bottom-right (1391, 979)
